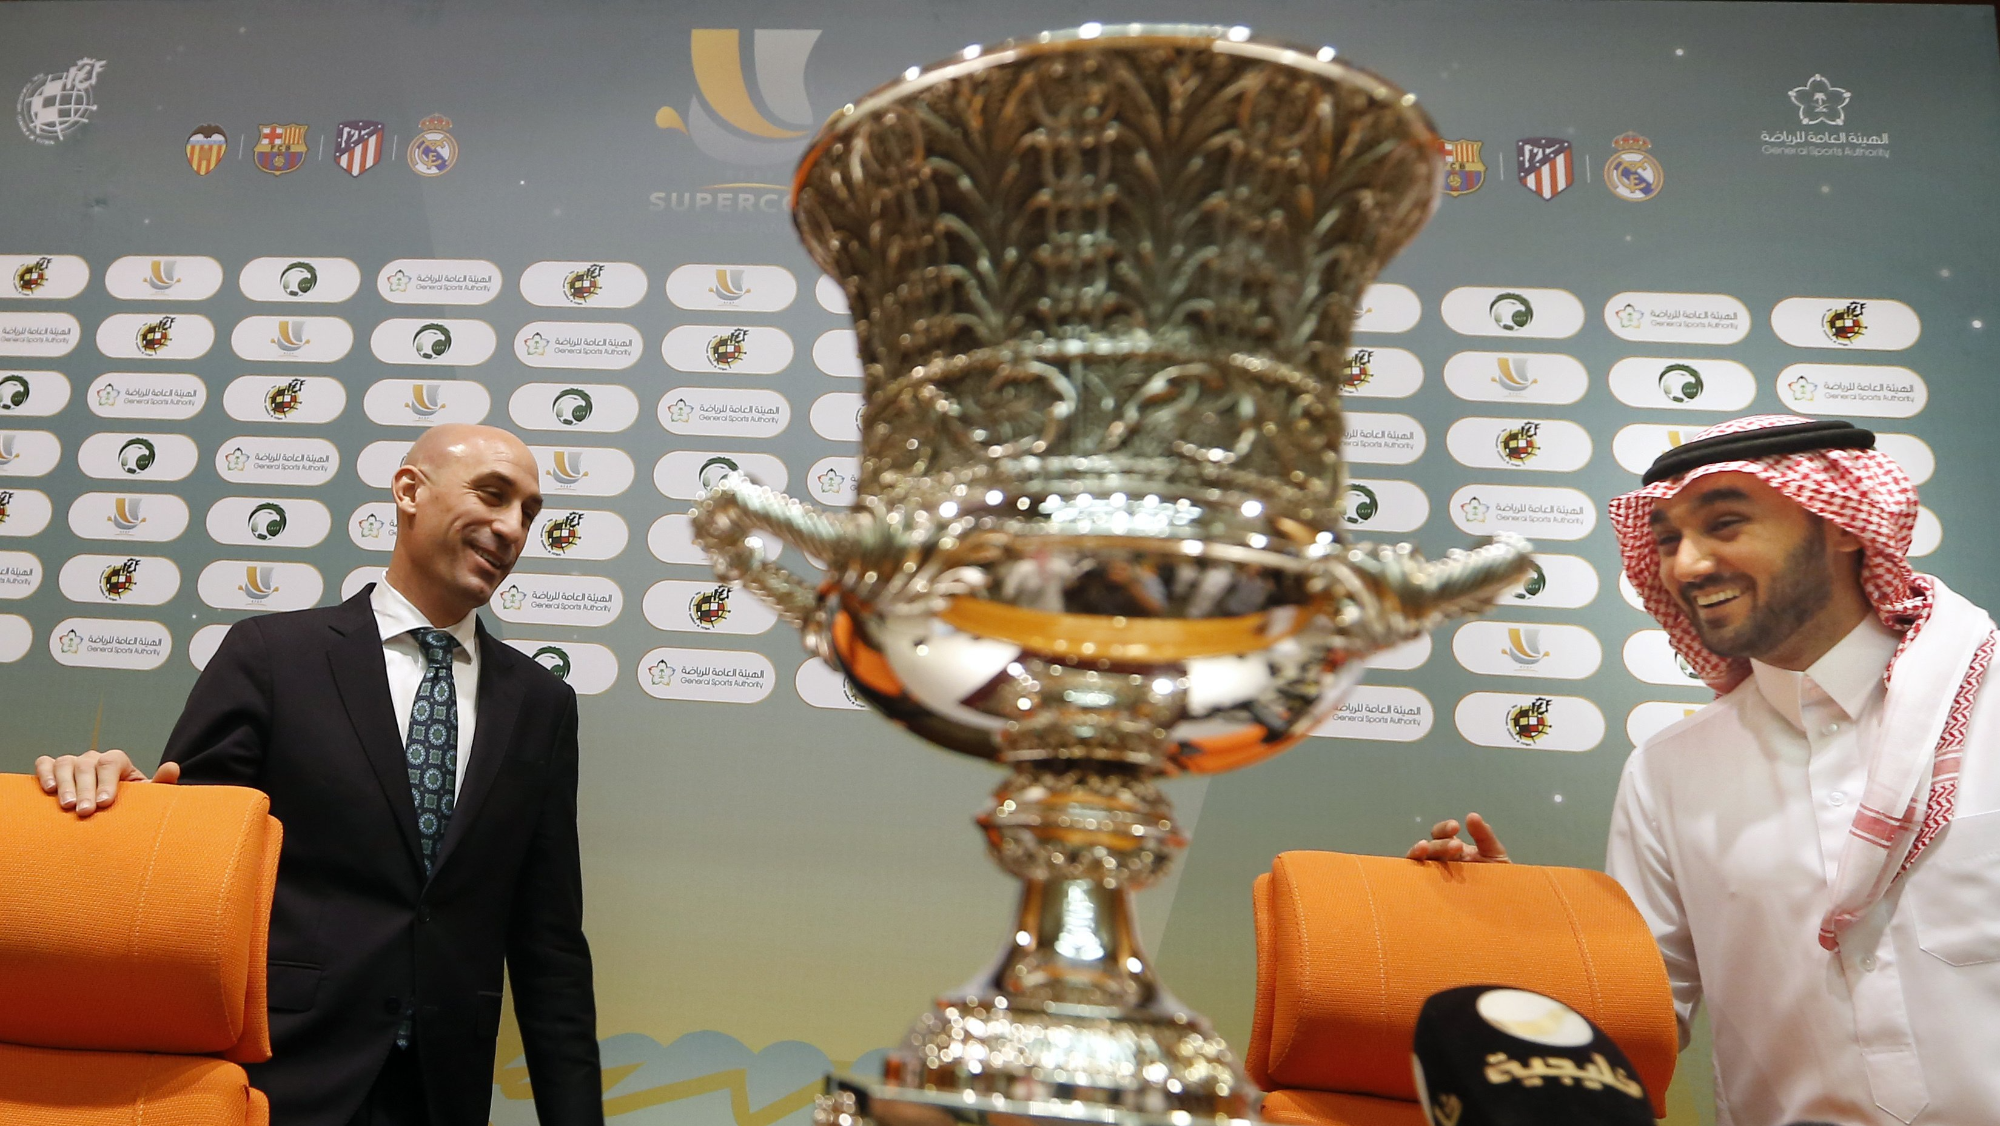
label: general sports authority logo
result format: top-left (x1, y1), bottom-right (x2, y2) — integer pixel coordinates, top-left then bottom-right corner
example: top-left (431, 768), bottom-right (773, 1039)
top-left (689, 584), bottom-right (732, 628)
top-left (648, 659), bottom-right (676, 686)
top-left (1506, 696), bottom-right (1555, 745)
top-left (498, 584), bottom-right (526, 611)
top-left (1790, 75), bottom-right (1851, 126)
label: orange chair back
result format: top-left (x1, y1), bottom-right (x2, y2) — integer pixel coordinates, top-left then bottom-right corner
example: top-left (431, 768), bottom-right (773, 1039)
top-left (1247, 851), bottom-right (1676, 1119)
top-left (0, 774), bottom-right (280, 1062)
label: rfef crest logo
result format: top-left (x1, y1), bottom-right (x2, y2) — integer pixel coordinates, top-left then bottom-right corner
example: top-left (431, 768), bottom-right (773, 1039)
top-left (1506, 696), bottom-right (1555, 745)
top-left (1340, 349), bottom-right (1373, 391)
top-left (708, 328), bottom-right (750, 368)
top-left (135, 316), bottom-right (174, 356)
top-left (16, 58), bottom-right (105, 144)
top-left (1495, 421), bottom-right (1540, 465)
top-left (689, 584), bottom-right (732, 629)
top-left (656, 29), bottom-right (822, 165)
top-left (564, 265), bottom-right (604, 305)
top-left (541, 511), bottom-right (584, 554)
top-left (264, 378), bottom-right (306, 418)
top-left (99, 556), bottom-right (141, 599)
top-left (12, 257), bottom-right (51, 297)
top-left (1823, 301), bottom-right (1866, 345)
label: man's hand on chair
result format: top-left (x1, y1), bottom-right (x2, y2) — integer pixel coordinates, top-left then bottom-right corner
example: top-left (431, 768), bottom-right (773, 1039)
top-left (34, 750), bottom-right (179, 817)
top-left (1407, 812), bottom-right (1511, 863)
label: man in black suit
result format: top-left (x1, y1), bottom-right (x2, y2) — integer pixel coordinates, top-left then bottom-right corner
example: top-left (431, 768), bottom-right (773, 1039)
top-left (37, 423), bottom-right (602, 1126)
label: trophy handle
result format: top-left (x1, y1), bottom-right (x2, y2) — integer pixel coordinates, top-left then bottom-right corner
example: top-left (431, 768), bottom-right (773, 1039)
top-left (1313, 533), bottom-right (1536, 649)
top-left (690, 475), bottom-right (902, 630)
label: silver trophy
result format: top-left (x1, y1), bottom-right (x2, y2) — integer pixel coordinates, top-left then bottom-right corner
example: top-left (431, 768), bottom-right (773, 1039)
top-left (693, 24), bottom-right (1532, 1126)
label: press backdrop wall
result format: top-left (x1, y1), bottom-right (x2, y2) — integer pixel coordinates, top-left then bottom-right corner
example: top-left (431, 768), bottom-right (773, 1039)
top-left (3, 3), bottom-right (1997, 1124)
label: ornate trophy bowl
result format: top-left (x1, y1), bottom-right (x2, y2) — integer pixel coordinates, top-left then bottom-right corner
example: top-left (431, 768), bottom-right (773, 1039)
top-left (692, 24), bottom-right (1532, 1126)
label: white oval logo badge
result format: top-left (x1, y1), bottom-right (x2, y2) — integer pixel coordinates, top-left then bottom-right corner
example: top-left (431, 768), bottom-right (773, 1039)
top-left (1446, 418), bottom-right (1593, 472)
top-left (655, 451), bottom-right (788, 501)
top-left (1449, 484), bottom-right (1597, 540)
top-left (0, 551), bottom-right (44, 599)
top-left (50, 616), bottom-right (173, 670)
top-left (1341, 478), bottom-right (1428, 534)
top-left (1367, 635), bottom-right (1433, 671)
top-left (1354, 283), bottom-right (1421, 334)
top-left (355, 441), bottom-right (412, 489)
top-left (1454, 692), bottom-right (1606, 752)
top-left (0, 488), bottom-right (55, 536)
top-left (362, 379), bottom-right (493, 427)
top-left (1603, 292), bottom-right (1751, 344)
top-left (0, 614), bottom-right (27, 662)
top-left (187, 623), bottom-right (230, 671)
top-left (638, 646), bottom-right (776, 703)
top-left (1497, 553), bottom-right (1599, 610)
top-left (514, 321), bottom-right (644, 370)
top-left (661, 325), bottom-right (793, 375)
top-left (664, 264), bottom-right (797, 312)
top-left (1335, 347), bottom-right (1423, 399)
top-left (230, 316), bottom-right (355, 363)
top-left (1442, 352), bottom-right (1588, 405)
top-left (76, 432), bottom-right (198, 481)
top-left (796, 657), bottom-right (867, 711)
top-left (214, 437), bottom-right (340, 486)
top-left (647, 512), bottom-right (785, 568)
top-left (507, 383), bottom-right (640, 434)
top-left (1913, 506), bottom-right (1942, 558)
top-left (1627, 701), bottom-right (1707, 747)
top-left (0, 312), bottom-right (80, 357)
top-left (1311, 684), bottom-right (1434, 742)
top-left (1343, 412), bottom-right (1426, 465)
top-left (505, 639), bottom-right (621, 695)
top-left (518, 261), bottom-right (648, 309)
top-left (238, 257), bottom-right (363, 303)
top-left (341, 566), bottom-right (387, 601)
top-left (0, 370), bottom-right (70, 417)
top-left (658, 387), bottom-right (791, 438)
top-left (490, 573), bottom-right (624, 626)
top-left (1607, 357), bottom-right (1756, 412)
top-left (1441, 287), bottom-right (1584, 339)
top-left (1453, 621), bottom-right (1603, 679)
top-left (197, 560), bottom-right (323, 611)
top-left (1611, 423), bottom-right (1712, 474)
top-left (809, 392), bottom-right (863, 442)
top-left (1875, 433), bottom-right (1934, 485)
top-left (529, 446), bottom-right (637, 497)
top-left (0, 429), bottom-right (62, 477)
top-left (69, 493), bottom-right (191, 542)
top-left (523, 509), bottom-right (629, 561)
top-left (224, 375), bottom-right (348, 424)
top-left (1771, 298), bottom-right (1920, 351)
top-left (370, 318), bottom-right (496, 366)
top-left (1623, 629), bottom-right (1708, 687)
top-left (1776, 364), bottom-right (1927, 418)
top-left (97, 313), bottom-right (214, 360)
top-left (88, 372), bottom-right (205, 419)
top-left (814, 275), bottom-right (850, 314)
top-left (205, 497), bottom-right (331, 548)
top-left (3, 254), bottom-right (90, 299)
top-left (376, 259), bottom-right (502, 305)
top-left (806, 456), bottom-right (858, 506)
top-left (59, 553), bottom-right (182, 605)
top-left (104, 256), bottom-right (224, 301)
top-left (812, 329), bottom-right (862, 378)
top-left (644, 579), bottom-right (778, 635)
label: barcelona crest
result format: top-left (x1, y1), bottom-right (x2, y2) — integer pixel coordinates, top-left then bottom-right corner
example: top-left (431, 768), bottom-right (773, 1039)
top-left (541, 512), bottom-right (585, 554)
top-left (1439, 138), bottom-right (1486, 197)
top-left (1506, 697), bottom-right (1555, 745)
top-left (99, 558), bottom-right (141, 600)
top-left (334, 120), bottom-right (386, 177)
top-left (254, 123), bottom-right (309, 176)
top-left (1496, 421), bottom-right (1541, 465)
top-left (707, 328), bottom-right (749, 369)
top-left (564, 264), bottom-right (605, 305)
top-left (1823, 301), bottom-right (1866, 345)
top-left (689, 585), bottom-right (732, 629)
top-left (186, 124), bottom-right (227, 176)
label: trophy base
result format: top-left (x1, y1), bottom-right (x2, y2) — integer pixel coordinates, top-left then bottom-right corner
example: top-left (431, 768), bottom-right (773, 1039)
top-left (816, 1074), bottom-right (1259, 1126)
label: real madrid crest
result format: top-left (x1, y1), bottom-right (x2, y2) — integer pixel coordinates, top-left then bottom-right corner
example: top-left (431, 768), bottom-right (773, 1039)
top-left (407, 114), bottom-right (457, 177)
top-left (1603, 133), bottom-right (1663, 202)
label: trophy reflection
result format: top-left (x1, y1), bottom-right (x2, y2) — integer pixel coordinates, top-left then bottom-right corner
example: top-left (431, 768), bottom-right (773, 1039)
top-left (693, 24), bottom-right (1532, 1126)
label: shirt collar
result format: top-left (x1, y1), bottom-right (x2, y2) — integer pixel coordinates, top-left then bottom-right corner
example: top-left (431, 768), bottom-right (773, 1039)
top-left (369, 578), bottom-right (479, 654)
top-left (1750, 614), bottom-right (1900, 730)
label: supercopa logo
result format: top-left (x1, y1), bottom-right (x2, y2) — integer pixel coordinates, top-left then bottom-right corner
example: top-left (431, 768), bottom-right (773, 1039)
top-left (707, 327), bottom-right (750, 368)
top-left (135, 316), bottom-right (175, 355)
top-left (563, 264), bottom-right (604, 305)
top-left (264, 378), bottom-right (306, 418)
top-left (1506, 697), bottom-right (1555, 745)
top-left (541, 511), bottom-right (584, 554)
top-left (1340, 349), bottom-right (1374, 392)
top-left (99, 557), bottom-right (141, 600)
top-left (1823, 301), bottom-right (1866, 345)
top-left (1496, 421), bottom-right (1541, 465)
top-left (688, 584), bottom-right (732, 628)
top-left (655, 29), bottom-right (821, 165)
top-left (11, 256), bottom-right (51, 296)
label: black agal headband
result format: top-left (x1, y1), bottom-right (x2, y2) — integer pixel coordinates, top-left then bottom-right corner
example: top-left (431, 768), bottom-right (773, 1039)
top-left (1641, 419), bottom-right (1876, 486)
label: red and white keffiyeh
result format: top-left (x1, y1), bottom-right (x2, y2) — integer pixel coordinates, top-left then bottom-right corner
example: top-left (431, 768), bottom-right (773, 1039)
top-left (1608, 414), bottom-right (1997, 950)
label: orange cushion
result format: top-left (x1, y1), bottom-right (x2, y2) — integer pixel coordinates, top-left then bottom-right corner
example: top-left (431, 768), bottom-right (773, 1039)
top-left (1251, 851), bottom-right (1676, 1118)
top-left (0, 774), bottom-right (280, 1060)
top-left (1262, 1089), bottom-right (1425, 1126)
top-left (0, 1043), bottom-right (267, 1126)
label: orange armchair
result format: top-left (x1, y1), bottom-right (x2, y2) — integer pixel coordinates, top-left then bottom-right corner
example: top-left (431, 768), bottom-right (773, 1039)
top-left (0, 773), bottom-right (282, 1125)
top-left (1247, 851), bottom-right (1678, 1126)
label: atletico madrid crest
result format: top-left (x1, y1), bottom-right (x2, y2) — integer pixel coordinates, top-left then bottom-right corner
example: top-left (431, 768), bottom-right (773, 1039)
top-left (334, 120), bottom-right (385, 177)
top-left (1516, 137), bottom-right (1573, 201)
top-left (185, 124), bottom-right (227, 176)
top-left (254, 123), bottom-right (309, 176)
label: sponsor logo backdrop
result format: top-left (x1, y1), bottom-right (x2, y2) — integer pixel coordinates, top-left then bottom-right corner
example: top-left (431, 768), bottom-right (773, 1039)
top-left (5, 4), bottom-right (1998, 1124)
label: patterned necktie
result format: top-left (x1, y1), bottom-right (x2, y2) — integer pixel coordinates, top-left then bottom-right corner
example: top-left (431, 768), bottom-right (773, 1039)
top-left (403, 627), bottom-right (459, 876)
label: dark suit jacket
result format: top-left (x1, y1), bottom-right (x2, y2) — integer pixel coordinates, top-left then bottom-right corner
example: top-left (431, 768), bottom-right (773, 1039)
top-left (165, 586), bottom-right (602, 1126)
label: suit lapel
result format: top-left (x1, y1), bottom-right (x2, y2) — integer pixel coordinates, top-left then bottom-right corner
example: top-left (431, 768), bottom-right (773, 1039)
top-left (326, 587), bottom-right (424, 873)
top-left (435, 619), bottom-right (520, 872)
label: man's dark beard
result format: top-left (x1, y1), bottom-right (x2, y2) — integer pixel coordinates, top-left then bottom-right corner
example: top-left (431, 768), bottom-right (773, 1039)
top-left (1683, 524), bottom-right (1834, 660)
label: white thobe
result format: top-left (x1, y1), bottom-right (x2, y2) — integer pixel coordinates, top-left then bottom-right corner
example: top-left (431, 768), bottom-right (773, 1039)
top-left (1608, 606), bottom-right (2000, 1126)
top-left (371, 578), bottom-right (480, 796)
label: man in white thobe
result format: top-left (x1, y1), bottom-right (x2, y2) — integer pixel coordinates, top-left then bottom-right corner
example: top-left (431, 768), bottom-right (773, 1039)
top-left (1412, 415), bottom-right (2000, 1126)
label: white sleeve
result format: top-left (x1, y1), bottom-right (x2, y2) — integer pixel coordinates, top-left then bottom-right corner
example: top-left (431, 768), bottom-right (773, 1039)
top-left (1605, 744), bottom-right (1702, 1050)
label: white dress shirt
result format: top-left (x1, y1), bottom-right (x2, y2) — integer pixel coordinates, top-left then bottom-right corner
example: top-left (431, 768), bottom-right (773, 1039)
top-left (371, 579), bottom-right (480, 797)
top-left (1609, 612), bottom-right (2000, 1126)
